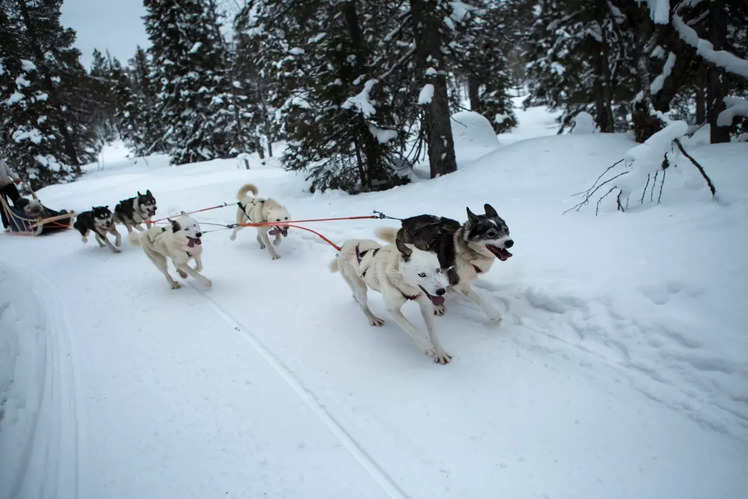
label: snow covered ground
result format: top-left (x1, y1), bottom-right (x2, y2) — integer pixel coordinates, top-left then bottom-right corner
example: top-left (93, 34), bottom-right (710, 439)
top-left (1, 108), bottom-right (747, 498)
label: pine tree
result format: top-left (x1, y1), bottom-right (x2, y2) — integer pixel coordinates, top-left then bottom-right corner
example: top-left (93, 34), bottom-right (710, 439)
top-left (451, 1), bottom-right (518, 133)
top-left (0, 0), bottom-right (98, 189)
top-left (144, 0), bottom-right (238, 164)
top-left (118, 46), bottom-right (165, 155)
top-left (524, 0), bottom-right (638, 133)
top-left (236, 0), bottom-right (409, 193)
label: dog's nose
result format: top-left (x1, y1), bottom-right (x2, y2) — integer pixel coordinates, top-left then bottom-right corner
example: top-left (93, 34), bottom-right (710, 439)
top-left (505, 239), bottom-right (514, 248)
top-left (196, 232), bottom-right (202, 238)
top-left (436, 288), bottom-right (446, 296)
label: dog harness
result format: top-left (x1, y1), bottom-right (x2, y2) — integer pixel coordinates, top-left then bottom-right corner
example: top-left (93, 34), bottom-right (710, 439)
top-left (355, 244), bottom-right (379, 277)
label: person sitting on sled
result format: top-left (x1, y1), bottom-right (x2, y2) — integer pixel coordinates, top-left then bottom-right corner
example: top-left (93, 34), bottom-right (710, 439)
top-left (0, 159), bottom-right (23, 229)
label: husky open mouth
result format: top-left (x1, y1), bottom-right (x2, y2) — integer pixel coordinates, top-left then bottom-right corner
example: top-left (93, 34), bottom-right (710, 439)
top-left (486, 244), bottom-right (512, 261)
top-left (268, 226), bottom-right (288, 237)
top-left (419, 286), bottom-right (446, 306)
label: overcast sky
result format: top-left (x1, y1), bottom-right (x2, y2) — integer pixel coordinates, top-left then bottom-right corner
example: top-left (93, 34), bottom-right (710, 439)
top-left (60, 0), bottom-right (151, 69)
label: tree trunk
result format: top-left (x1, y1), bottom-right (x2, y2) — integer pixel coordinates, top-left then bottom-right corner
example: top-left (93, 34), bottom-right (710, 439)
top-left (695, 66), bottom-right (707, 124)
top-left (411, 0), bottom-right (457, 178)
top-left (342, 0), bottom-right (384, 189)
top-left (707, 0), bottom-right (730, 143)
top-left (593, 2), bottom-right (614, 133)
top-left (467, 75), bottom-right (480, 113)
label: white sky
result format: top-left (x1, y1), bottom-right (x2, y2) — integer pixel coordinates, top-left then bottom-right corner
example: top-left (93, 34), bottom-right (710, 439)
top-left (60, 0), bottom-right (151, 70)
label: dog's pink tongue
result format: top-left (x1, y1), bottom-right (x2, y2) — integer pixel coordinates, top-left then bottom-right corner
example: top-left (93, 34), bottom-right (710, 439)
top-left (430, 294), bottom-right (445, 306)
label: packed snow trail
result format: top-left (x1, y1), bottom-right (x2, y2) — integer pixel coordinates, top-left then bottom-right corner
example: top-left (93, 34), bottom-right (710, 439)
top-left (1, 133), bottom-right (747, 498)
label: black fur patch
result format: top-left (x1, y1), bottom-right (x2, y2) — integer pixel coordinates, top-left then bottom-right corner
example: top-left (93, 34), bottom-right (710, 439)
top-left (115, 189), bottom-right (156, 220)
top-left (74, 206), bottom-right (112, 236)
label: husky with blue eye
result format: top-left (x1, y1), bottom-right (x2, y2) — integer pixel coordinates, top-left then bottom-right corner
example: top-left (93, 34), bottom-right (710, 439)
top-left (331, 233), bottom-right (451, 364)
top-left (386, 204), bottom-right (514, 323)
top-left (74, 205), bottom-right (121, 253)
top-left (230, 184), bottom-right (291, 260)
top-left (129, 214), bottom-right (211, 290)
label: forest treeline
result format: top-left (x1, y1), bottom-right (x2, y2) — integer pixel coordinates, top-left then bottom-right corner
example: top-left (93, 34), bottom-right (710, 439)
top-left (1, 0), bottom-right (746, 190)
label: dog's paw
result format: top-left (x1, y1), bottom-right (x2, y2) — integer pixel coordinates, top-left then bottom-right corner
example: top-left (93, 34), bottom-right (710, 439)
top-left (433, 304), bottom-right (446, 316)
top-left (204, 279), bottom-right (212, 288)
top-left (112, 248), bottom-right (121, 253)
top-left (272, 254), bottom-right (281, 260)
top-left (369, 317), bottom-right (385, 327)
top-left (486, 311), bottom-right (502, 324)
top-left (258, 243), bottom-right (266, 249)
top-left (426, 348), bottom-right (453, 365)
top-left (229, 232), bottom-right (236, 241)
top-left (81, 237), bottom-right (88, 243)
top-left (171, 281), bottom-right (182, 289)
top-left (177, 269), bottom-right (188, 279)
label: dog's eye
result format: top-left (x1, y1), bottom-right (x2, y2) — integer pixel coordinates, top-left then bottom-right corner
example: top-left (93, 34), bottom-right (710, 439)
top-left (418, 272), bottom-right (426, 278)
top-left (284, 216), bottom-right (288, 220)
top-left (486, 229), bottom-right (498, 238)
top-left (436, 268), bottom-right (441, 273)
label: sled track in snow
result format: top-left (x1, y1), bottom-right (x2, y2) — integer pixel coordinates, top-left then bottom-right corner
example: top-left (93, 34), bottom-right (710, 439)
top-left (189, 284), bottom-right (408, 499)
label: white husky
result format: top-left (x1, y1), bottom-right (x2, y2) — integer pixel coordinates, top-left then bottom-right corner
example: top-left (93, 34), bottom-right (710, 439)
top-left (331, 230), bottom-right (451, 364)
top-left (129, 215), bottom-right (211, 289)
top-left (230, 184), bottom-right (290, 260)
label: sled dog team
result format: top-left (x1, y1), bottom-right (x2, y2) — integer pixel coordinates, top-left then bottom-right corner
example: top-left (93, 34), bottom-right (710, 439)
top-left (74, 184), bottom-right (514, 364)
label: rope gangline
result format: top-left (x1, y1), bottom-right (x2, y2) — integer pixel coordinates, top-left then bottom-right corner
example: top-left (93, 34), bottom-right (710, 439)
top-left (146, 202), bottom-right (402, 251)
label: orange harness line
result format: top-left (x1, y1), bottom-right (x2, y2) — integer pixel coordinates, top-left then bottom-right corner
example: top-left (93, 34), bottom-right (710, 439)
top-left (237, 214), bottom-right (379, 227)
top-left (236, 215), bottom-right (381, 251)
top-left (283, 224), bottom-right (342, 251)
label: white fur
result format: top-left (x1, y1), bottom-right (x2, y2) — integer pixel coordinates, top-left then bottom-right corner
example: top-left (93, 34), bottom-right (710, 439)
top-left (230, 184), bottom-right (290, 260)
top-left (331, 239), bottom-right (452, 364)
top-left (377, 226), bottom-right (504, 323)
top-left (129, 215), bottom-right (211, 289)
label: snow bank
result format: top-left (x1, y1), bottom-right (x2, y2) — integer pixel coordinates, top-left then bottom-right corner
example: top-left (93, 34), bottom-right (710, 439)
top-left (570, 111), bottom-right (597, 134)
top-left (450, 111), bottom-right (499, 162)
top-left (0, 266), bottom-right (77, 499)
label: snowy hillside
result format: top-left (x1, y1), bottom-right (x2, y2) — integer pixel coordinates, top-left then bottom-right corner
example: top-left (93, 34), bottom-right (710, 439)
top-left (1, 122), bottom-right (747, 498)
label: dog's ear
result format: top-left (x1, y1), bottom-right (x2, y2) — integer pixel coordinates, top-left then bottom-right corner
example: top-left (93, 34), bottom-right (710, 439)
top-left (169, 219), bottom-right (181, 233)
top-left (466, 207), bottom-right (478, 222)
top-left (484, 203), bottom-right (498, 218)
top-left (137, 191), bottom-right (142, 196)
top-left (146, 189), bottom-right (152, 196)
top-left (396, 237), bottom-right (412, 262)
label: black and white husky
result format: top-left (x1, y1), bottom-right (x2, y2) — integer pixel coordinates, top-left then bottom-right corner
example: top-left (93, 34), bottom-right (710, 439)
top-left (114, 190), bottom-right (157, 232)
top-left (73, 206), bottom-right (121, 253)
top-left (386, 204), bottom-right (513, 322)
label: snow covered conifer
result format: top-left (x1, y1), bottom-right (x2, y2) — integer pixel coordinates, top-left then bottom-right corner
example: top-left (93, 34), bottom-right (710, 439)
top-left (0, 0), bottom-right (98, 188)
top-left (236, 0), bottom-right (409, 193)
top-left (525, 0), bottom-right (638, 133)
top-left (144, 0), bottom-right (237, 164)
top-left (450, 1), bottom-right (518, 133)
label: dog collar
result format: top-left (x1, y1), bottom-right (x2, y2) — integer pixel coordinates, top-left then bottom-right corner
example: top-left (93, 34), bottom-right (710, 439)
top-left (401, 291), bottom-right (420, 300)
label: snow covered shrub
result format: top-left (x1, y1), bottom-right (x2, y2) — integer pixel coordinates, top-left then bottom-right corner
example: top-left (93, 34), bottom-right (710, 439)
top-left (567, 121), bottom-right (717, 214)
